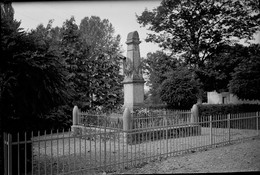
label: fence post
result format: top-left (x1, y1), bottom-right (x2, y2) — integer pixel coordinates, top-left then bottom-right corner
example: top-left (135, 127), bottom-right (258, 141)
top-left (123, 108), bottom-right (132, 144)
top-left (104, 119), bottom-right (107, 172)
top-left (4, 133), bottom-right (7, 175)
top-left (166, 120), bottom-right (168, 157)
top-left (227, 114), bottom-right (231, 143)
top-left (72, 106), bottom-right (79, 135)
top-left (191, 104), bottom-right (198, 124)
top-left (7, 134), bottom-right (12, 175)
top-left (210, 115), bottom-right (213, 146)
top-left (73, 106), bottom-right (79, 125)
top-left (257, 112), bottom-right (259, 136)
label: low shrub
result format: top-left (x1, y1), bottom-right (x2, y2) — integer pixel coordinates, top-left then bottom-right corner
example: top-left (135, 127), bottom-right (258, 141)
top-left (142, 103), bottom-right (168, 110)
top-left (198, 104), bottom-right (260, 116)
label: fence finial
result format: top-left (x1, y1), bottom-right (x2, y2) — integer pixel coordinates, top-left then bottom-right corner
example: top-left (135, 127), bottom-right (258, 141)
top-left (72, 106), bottom-right (79, 125)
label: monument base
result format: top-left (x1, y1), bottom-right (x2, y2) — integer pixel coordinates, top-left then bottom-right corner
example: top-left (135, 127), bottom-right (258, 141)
top-left (126, 124), bottom-right (202, 144)
top-left (123, 79), bottom-right (145, 112)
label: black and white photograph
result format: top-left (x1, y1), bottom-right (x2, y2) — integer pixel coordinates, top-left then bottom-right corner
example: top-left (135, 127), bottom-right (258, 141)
top-left (1, 0), bottom-right (260, 174)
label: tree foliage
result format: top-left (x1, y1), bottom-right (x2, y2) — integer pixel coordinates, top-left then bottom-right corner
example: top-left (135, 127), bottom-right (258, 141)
top-left (79, 16), bottom-right (123, 111)
top-left (1, 2), bottom-right (124, 133)
top-left (143, 51), bottom-right (179, 104)
top-left (28, 15), bottom-right (124, 112)
top-left (29, 20), bottom-right (62, 54)
top-left (228, 44), bottom-right (260, 100)
top-left (137, 0), bottom-right (259, 69)
top-left (196, 44), bottom-right (248, 92)
top-left (0, 2), bottom-right (72, 132)
top-left (138, 0), bottom-right (260, 105)
top-left (79, 16), bottom-right (122, 55)
top-left (160, 67), bottom-right (201, 109)
top-left (59, 16), bottom-right (123, 111)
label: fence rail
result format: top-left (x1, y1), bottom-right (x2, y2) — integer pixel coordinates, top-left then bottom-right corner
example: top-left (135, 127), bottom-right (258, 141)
top-left (79, 110), bottom-right (124, 129)
top-left (78, 109), bottom-right (192, 129)
top-left (132, 111), bottom-right (192, 129)
top-left (4, 111), bottom-right (260, 175)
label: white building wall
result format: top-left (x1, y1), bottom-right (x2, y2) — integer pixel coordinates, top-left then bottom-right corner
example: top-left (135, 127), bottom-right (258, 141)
top-left (207, 91), bottom-right (222, 104)
top-left (207, 91), bottom-right (260, 104)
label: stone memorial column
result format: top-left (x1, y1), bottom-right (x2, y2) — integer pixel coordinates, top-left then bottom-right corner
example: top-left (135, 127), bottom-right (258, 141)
top-left (122, 31), bottom-right (145, 112)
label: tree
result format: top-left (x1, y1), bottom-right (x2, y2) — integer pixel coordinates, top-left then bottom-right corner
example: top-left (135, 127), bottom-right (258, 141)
top-left (79, 16), bottom-right (122, 55)
top-left (29, 20), bottom-right (62, 54)
top-left (160, 67), bottom-right (201, 109)
top-left (143, 51), bottom-right (179, 104)
top-left (79, 16), bottom-right (123, 111)
top-left (137, 0), bottom-right (259, 74)
top-left (26, 20), bottom-right (78, 129)
top-left (137, 0), bottom-right (260, 103)
top-left (0, 2), bottom-right (72, 132)
top-left (28, 15), bottom-right (124, 113)
top-left (195, 43), bottom-right (260, 97)
top-left (58, 16), bottom-right (123, 111)
top-left (229, 44), bottom-right (260, 100)
top-left (195, 44), bottom-right (247, 92)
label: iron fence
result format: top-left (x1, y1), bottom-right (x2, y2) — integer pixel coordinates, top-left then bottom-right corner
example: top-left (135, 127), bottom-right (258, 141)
top-left (79, 110), bottom-right (123, 129)
top-left (3, 111), bottom-right (260, 175)
top-left (132, 110), bottom-right (192, 129)
top-left (78, 109), bottom-right (191, 130)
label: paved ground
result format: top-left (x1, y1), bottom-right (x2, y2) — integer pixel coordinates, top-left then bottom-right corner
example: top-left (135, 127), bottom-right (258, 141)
top-left (111, 137), bottom-right (260, 174)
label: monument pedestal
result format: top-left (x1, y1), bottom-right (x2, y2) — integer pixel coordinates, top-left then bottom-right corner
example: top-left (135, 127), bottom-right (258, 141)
top-left (123, 79), bottom-right (145, 111)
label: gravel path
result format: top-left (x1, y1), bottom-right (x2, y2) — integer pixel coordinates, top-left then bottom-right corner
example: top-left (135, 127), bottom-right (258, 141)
top-left (114, 137), bottom-right (260, 174)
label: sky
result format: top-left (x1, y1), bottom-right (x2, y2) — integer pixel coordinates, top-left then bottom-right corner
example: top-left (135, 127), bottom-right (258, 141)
top-left (13, 0), bottom-right (162, 58)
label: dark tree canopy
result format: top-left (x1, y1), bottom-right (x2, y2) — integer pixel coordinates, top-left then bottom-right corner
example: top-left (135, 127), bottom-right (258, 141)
top-left (160, 67), bottom-right (201, 109)
top-left (143, 51), bottom-right (179, 104)
top-left (196, 44), bottom-right (248, 92)
top-left (1, 2), bottom-right (72, 132)
top-left (137, 0), bottom-right (259, 68)
top-left (228, 44), bottom-right (260, 100)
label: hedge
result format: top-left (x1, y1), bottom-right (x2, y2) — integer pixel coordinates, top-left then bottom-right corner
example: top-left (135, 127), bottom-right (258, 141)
top-left (197, 104), bottom-right (260, 116)
top-left (197, 104), bottom-right (260, 129)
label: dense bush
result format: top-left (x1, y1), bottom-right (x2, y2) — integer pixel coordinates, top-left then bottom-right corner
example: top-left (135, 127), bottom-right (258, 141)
top-left (142, 104), bottom-right (168, 110)
top-left (4, 105), bottom-right (72, 133)
top-left (160, 68), bottom-right (201, 110)
top-left (198, 104), bottom-right (260, 116)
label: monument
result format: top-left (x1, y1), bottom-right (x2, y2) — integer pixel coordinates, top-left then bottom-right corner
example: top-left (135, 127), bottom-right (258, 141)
top-left (122, 31), bottom-right (145, 111)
